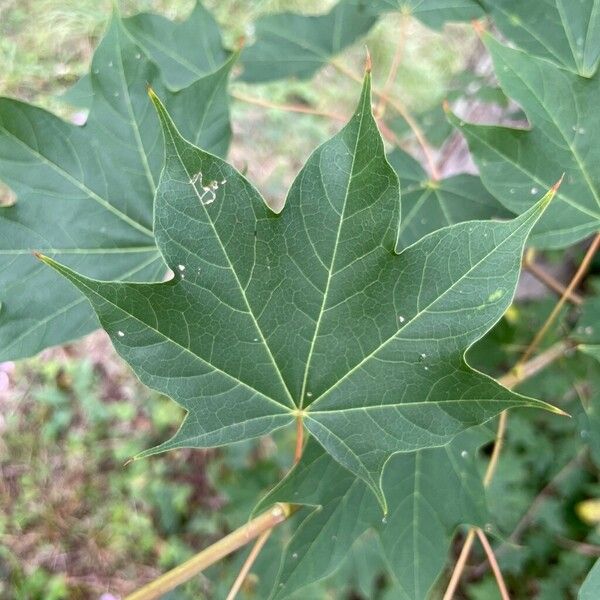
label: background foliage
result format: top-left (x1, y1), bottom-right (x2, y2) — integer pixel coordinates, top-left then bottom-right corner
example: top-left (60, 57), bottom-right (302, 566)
top-left (1, 1), bottom-right (600, 599)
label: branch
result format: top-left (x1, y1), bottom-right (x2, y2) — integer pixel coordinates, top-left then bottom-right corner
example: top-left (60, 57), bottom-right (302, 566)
top-left (124, 503), bottom-right (294, 600)
top-left (523, 260), bottom-right (583, 306)
top-left (476, 529), bottom-right (511, 600)
top-left (231, 90), bottom-right (346, 122)
top-left (376, 14), bottom-right (410, 118)
top-left (519, 233), bottom-right (600, 365)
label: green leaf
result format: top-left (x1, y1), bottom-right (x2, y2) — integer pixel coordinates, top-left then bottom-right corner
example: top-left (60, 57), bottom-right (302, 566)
top-left (580, 560), bottom-right (600, 599)
top-left (388, 148), bottom-right (513, 250)
top-left (0, 15), bottom-right (234, 360)
top-left (62, 2), bottom-right (227, 107)
top-left (575, 296), bottom-right (600, 361)
top-left (484, 0), bottom-right (600, 78)
top-left (239, 1), bottom-right (377, 82)
top-left (366, 0), bottom-right (484, 29)
top-left (260, 429), bottom-right (491, 600)
top-left (40, 73), bottom-right (556, 510)
top-left (124, 0), bottom-right (228, 90)
top-left (449, 33), bottom-right (600, 248)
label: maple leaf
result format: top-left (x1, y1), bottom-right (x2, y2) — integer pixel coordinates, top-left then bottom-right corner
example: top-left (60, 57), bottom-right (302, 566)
top-left (38, 74), bottom-right (559, 510)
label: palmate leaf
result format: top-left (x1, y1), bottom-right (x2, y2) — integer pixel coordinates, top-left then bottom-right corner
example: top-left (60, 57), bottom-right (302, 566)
top-left (40, 73), bottom-right (558, 510)
top-left (448, 33), bottom-right (600, 249)
top-left (260, 429), bottom-right (491, 600)
top-left (63, 1), bottom-right (228, 107)
top-left (239, 1), bottom-right (377, 83)
top-left (365, 0), bottom-right (484, 29)
top-left (388, 148), bottom-right (513, 249)
top-left (484, 0), bottom-right (600, 78)
top-left (239, 0), bottom-right (485, 84)
top-left (0, 15), bottom-right (233, 360)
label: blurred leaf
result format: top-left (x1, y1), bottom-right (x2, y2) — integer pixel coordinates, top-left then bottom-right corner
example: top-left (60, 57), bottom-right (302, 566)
top-left (125, 1), bottom-right (228, 90)
top-left (365, 0), bottom-right (484, 29)
top-left (448, 33), bottom-right (600, 248)
top-left (388, 148), bottom-right (513, 250)
top-left (259, 429), bottom-right (491, 600)
top-left (239, 1), bottom-right (377, 82)
top-left (580, 560), bottom-right (600, 599)
top-left (63, 2), bottom-right (228, 106)
top-left (0, 16), bottom-right (233, 360)
top-left (484, 0), bottom-right (600, 78)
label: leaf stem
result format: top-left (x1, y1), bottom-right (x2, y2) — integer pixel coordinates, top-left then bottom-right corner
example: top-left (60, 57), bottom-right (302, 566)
top-left (523, 260), bottom-right (583, 306)
top-left (476, 528), bottom-right (511, 600)
top-left (330, 58), bottom-right (440, 180)
top-left (443, 530), bottom-right (476, 600)
top-left (231, 90), bottom-right (346, 122)
top-left (124, 503), bottom-right (293, 600)
top-left (225, 529), bottom-right (273, 600)
top-left (294, 413), bottom-right (304, 464)
top-left (442, 339), bottom-right (575, 599)
top-left (519, 233), bottom-right (600, 365)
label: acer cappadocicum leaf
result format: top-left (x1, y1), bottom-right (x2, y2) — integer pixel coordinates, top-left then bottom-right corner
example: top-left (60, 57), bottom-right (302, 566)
top-left (0, 13), bottom-right (233, 361)
top-left (448, 31), bottom-right (600, 249)
top-left (38, 72), bottom-right (561, 512)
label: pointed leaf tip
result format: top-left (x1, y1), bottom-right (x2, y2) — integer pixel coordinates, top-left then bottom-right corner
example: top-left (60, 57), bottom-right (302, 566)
top-left (364, 46), bottom-right (372, 74)
top-left (472, 19), bottom-right (486, 36)
top-left (551, 173), bottom-right (565, 194)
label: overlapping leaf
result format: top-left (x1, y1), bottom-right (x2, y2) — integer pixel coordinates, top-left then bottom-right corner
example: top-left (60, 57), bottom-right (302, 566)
top-left (239, 0), bottom-right (485, 83)
top-left (575, 297), bottom-right (600, 362)
top-left (449, 33), bottom-right (600, 248)
top-left (239, 1), bottom-right (377, 83)
top-left (580, 560), bottom-right (600, 599)
top-left (366, 0), bottom-right (484, 29)
top-left (388, 148), bottom-right (513, 250)
top-left (63, 1), bottom-right (228, 107)
top-left (40, 74), bottom-right (557, 510)
top-left (484, 0), bottom-right (600, 78)
top-left (0, 15), bottom-right (234, 360)
top-left (259, 429), bottom-right (491, 600)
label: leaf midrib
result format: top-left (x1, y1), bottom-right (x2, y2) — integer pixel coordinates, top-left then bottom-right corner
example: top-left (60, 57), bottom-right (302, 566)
top-left (308, 210), bottom-right (538, 411)
top-left (299, 94), bottom-right (368, 409)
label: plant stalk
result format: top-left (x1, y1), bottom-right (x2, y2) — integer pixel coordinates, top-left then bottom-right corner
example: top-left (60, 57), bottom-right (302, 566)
top-left (124, 503), bottom-right (294, 600)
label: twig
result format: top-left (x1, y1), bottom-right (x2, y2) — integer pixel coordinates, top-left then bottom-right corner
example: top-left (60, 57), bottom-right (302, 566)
top-left (476, 529), bottom-right (511, 600)
top-left (376, 15), bottom-right (410, 118)
top-left (555, 536), bottom-right (600, 557)
top-left (225, 529), bottom-right (273, 600)
top-left (231, 90), bottom-right (346, 122)
top-left (442, 340), bottom-right (574, 599)
top-left (470, 449), bottom-right (587, 578)
top-left (524, 261), bottom-right (583, 306)
top-left (232, 89), bottom-right (406, 152)
top-left (330, 59), bottom-right (440, 179)
top-left (124, 503), bottom-right (293, 600)
top-left (443, 530), bottom-right (476, 600)
top-left (497, 340), bottom-right (574, 392)
top-left (519, 233), bottom-right (600, 365)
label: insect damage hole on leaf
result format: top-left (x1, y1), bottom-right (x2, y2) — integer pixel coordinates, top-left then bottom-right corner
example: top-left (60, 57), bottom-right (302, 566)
top-left (39, 69), bottom-right (562, 516)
